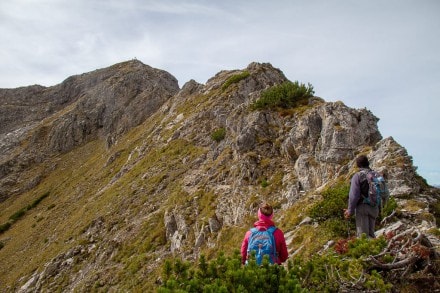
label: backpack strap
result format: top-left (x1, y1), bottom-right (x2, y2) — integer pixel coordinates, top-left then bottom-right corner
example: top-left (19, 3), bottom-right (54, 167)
top-left (358, 169), bottom-right (371, 199)
top-left (267, 226), bottom-right (278, 262)
top-left (267, 226), bottom-right (277, 233)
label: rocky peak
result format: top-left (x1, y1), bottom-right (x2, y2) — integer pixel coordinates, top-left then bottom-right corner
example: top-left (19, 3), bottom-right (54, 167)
top-left (0, 60), bottom-right (179, 200)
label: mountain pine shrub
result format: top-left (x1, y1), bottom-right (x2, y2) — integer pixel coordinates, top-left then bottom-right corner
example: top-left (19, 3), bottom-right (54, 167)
top-left (159, 238), bottom-right (394, 293)
top-left (430, 200), bottom-right (440, 226)
top-left (9, 208), bottom-right (27, 222)
top-left (211, 127), bottom-right (226, 142)
top-left (0, 222), bottom-right (11, 234)
top-left (251, 81), bottom-right (314, 110)
top-left (307, 182), bottom-right (355, 237)
top-left (291, 235), bottom-right (391, 292)
top-left (308, 182), bottom-right (348, 222)
top-left (292, 253), bottom-right (391, 291)
top-left (260, 178), bottom-right (269, 188)
top-left (381, 196), bottom-right (397, 219)
top-left (159, 251), bottom-right (306, 292)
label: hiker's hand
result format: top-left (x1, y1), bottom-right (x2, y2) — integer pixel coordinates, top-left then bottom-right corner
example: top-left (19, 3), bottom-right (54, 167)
top-left (344, 209), bottom-right (351, 219)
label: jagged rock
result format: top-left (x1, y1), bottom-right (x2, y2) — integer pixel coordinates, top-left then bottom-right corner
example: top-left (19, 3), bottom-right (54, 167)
top-left (170, 231), bottom-right (184, 253)
top-left (84, 217), bottom-right (105, 243)
top-left (208, 216), bottom-right (222, 233)
top-left (164, 210), bottom-right (190, 253)
top-left (236, 126), bottom-right (257, 152)
top-left (195, 232), bottom-right (205, 248)
top-left (0, 60), bottom-right (179, 201)
top-left (18, 273), bottom-right (39, 293)
top-left (164, 211), bottom-right (178, 241)
top-left (369, 136), bottom-right (421, 196)
top-left (283, 101), bottom-right (382, 191)
top-left (376, 220), bottom-right (405, 237)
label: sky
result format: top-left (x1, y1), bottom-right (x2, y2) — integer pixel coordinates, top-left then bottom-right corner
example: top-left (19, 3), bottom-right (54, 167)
top-left (1, 0), bottom-right (439, 185)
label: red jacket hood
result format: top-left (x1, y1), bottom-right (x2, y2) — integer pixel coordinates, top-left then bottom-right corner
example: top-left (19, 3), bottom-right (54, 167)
top-left (253, 219), bottom-right (275, 229)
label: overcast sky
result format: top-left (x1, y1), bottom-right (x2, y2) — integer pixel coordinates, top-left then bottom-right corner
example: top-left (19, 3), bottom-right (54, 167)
top-left (1, 0), bottom-right (439, 185)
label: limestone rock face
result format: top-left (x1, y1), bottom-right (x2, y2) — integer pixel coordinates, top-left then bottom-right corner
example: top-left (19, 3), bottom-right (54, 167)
top-left (283, 102), bottom-right (382, 191)
top-left (0, 60), bottom-right (179, 200)
top-left (44, 61), bottom-right (179, 152)
top-left (368, 136), bottom-right (421, 196)
top-left (164, 210), bottom-right (188, 253)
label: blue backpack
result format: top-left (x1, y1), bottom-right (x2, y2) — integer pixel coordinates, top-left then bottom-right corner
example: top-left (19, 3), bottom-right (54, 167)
top-left (246, 226), bottom-right (277, 265)
top-left (360, 169), bottom-right (389, 207)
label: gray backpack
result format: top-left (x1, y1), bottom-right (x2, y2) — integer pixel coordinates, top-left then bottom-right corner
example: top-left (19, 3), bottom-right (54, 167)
top-left (359, 169), bottom-right (389, 207)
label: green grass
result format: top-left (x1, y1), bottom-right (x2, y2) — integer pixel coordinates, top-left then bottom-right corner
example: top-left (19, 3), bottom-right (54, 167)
top-left (222, 71), bottom-right (250, 91)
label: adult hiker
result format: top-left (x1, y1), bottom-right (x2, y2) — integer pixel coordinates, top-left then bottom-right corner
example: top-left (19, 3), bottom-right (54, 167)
top-left (344, 155), bottom-right (379, 238)
top-left (241, 202), bottom-right (288, 265)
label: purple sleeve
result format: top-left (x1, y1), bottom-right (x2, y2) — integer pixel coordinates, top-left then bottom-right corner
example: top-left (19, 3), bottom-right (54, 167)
top-left (348, 173), bottom-right (361, 215)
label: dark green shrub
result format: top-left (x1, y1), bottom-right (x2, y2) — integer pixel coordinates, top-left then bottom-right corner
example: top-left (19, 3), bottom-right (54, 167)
top-left (346, 234), bottom-right (387, 258)
top-left (321, 218), bottom-right (352, 238)
top-left (308, 182), bottom-right (354, 238)
top-left (211, 128), bottom-right (226, 142)
top-left (159, 251), bottom-right (306, 292)
top-left (9, 208), bottom-right (27, 222)
top-left (0, 191), bottom-right (50, 235)
top-left (159, 243), bottom-right (394, 292)
top-left (0, 222), bottom-right (12, 234)
top-left (308, 182), bottom-right (349, 222)
top-left (9, 191), bottom-right (51, 222)
top-left (29, 191), bottom-right (50, 209)
top-left (430, 200), bottom-right (440, 226)
top-left (291, 236), bottom-right (391, 292)
top-left (252, 81), bottom-right (314, 110)
top-left (222, 71), bottom-right (250, 91)
top-left (381, 196), bottom-right (397, 219)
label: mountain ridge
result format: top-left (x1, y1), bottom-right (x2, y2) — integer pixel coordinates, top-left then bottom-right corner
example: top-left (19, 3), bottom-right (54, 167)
top-left (0, 60), bottom-right (438, 291)
top-left (0, 60), bottom-right (179, 201)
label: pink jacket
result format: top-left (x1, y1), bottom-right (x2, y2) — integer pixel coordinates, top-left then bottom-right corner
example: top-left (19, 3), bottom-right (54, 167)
top-left (241, 219), bottom-right (288, 264)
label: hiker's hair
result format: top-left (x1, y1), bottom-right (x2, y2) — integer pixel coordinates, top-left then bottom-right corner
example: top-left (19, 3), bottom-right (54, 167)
top-left (259, 202), bottom-right (273, 216)
top-left (356, 155), bottom-right (370, 168)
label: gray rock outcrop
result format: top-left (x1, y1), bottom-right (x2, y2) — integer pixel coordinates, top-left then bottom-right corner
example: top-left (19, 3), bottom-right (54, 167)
top-left (0, 60), bottom-right (179, 201)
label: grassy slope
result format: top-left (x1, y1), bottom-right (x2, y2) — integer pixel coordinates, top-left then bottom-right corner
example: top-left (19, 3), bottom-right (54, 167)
top-left (0, 73), bottom-right (379, 291)
top-left (0, 89), bottom-right (220, 289)
top-left (0, 105), bottom-right (158, 286)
